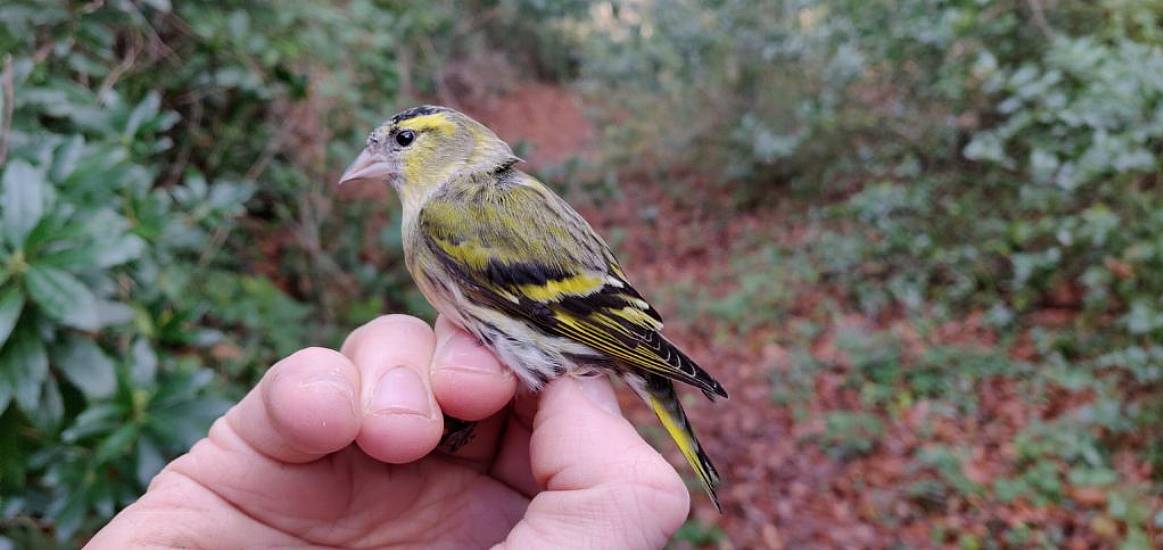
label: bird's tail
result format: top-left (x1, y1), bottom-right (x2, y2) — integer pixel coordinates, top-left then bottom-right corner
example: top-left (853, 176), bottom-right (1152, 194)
top-left (626, 373), bottom-right (721, 511)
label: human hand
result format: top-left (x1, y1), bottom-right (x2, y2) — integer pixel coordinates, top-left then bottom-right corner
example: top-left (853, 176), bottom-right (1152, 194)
top-left (87, 315), bottom-right (690, 549)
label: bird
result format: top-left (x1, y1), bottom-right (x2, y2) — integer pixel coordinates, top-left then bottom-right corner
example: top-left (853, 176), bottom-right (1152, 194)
top-left (339, 105), bottom-right (727, 510)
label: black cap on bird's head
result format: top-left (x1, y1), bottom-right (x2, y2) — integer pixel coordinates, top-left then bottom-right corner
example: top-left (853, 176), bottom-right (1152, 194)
top-left (389, 105), bottom-right (451, 125)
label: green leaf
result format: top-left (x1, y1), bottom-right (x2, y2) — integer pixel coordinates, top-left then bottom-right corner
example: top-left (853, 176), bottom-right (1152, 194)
top-left (0, 327), bottom-right (49, 415)
top-left (51, 489), bottom-right (89, 543)
top-left (51, 336), bottom-right (116, 399)
top-left (94, 423), bottom-right (138, 464)
top-left (147, 368), bottom-right (228, 447)
top-left (135, 436), bottom-right (165, 486)
top-left (24, 265), bottom-right (100, 331)
top-left (61, 403), bottom-right (120, 443)
top-left (0, 409), bottom-right (28, 487)
top-left (1, 160), bottom-right (52, 247)
top-left (130, 338), bottom-right (157, 386)
top-left (141, 0), bottom-right (173, 12)
top-left (1121, 528), bottom-right (1152, 550)
top-left (26, 374), bottom-right (64, 432)
top-left (124, 91), bottom-right (160, 137)
top-left (95, 300), bottom-right (135, 328)
top-left (50, 135), bottom-right (85, 182)
top-left (0, 286), bottom-right (25, 348)
top-left (91, 234), bottom-right (146, 269)
top-left (36, 210), bottom-right (144, 271)
top-left (0, 377), bottom-right (10, 413)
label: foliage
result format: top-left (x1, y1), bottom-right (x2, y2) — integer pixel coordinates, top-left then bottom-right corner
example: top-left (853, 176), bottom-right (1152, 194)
top-left (582, 0), bottom-right (1163, 544)
top-left (812, 10), bottom-right (1163, 536)
top-left (671, 518), bottom-right (727, 546)
top-left (0, 0), bottom-right (556, 544)
top-left (0, 50), bottom-right (246, 543)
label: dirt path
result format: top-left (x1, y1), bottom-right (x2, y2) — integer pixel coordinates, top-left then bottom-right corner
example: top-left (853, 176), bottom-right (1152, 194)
top-left (586, 186), bottom-right (884, 548)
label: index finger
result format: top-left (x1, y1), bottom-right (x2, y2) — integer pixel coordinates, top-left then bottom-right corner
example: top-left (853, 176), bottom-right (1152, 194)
top-left (341, 314), bottom-right (443, 464)
top-left (430, 315), bottom-right (517, 421)
top-left (499, 376), bottom-right (690, 549)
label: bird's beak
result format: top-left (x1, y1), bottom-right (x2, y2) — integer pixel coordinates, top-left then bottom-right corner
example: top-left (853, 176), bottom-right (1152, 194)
top-left (338, 149), bottom-right (393, 185)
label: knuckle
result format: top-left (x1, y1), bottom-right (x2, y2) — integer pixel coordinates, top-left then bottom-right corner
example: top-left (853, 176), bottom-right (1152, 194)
top-left (344, 315), bottom-right (434, 353)
top-left (623, 456), bottom-right (690, 529)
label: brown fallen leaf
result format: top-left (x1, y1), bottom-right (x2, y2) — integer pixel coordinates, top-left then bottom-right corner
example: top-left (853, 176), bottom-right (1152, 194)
top-left (1068, 485), bottom-right (1109, 507)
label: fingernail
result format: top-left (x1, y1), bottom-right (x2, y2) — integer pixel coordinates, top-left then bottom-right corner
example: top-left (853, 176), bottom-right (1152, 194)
top-left (575, 375), bottom-right (621, 416)
top-left (370, 366), bottom-right (432, 417)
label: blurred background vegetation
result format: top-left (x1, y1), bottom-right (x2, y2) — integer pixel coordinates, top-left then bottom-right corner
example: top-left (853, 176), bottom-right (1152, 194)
top-left (1, 0), bottom-right (1162, 547)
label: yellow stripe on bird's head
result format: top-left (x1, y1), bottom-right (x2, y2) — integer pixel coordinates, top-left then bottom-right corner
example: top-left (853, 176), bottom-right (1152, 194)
top-left (339, 105), bottom-right (521, 211)
top-left (396, 111), bottom-right (457, 135)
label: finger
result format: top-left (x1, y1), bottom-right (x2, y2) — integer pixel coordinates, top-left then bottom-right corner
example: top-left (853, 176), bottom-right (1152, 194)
top-left (499, 376), bottom-right (690, 549)
top-left (430, 316), bottom-right (517, 421)
top-left (341, 314), bottom-right (442, 464)
top-left (489, 390), bottom-right (540, 496)
top-left (225, 347), bottom-right (361, 463)
top-left (157, 348), bottom-right (367, 528)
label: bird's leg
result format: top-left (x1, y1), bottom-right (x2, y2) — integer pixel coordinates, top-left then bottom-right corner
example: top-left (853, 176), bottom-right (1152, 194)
top-left (438, 415), bottom-right (477, 453)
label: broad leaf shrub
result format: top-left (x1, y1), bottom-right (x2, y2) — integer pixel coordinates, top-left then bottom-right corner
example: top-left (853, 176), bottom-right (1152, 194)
top-left (0, 2), bottom-right (295, 542)
top-left (0, 0), bottom-right (565, 544)
top-left (0, 85), bottom-right (242, 542)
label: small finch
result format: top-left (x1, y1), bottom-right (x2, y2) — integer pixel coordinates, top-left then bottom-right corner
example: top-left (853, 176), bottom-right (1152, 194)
top-left (340, 106), bottom-right (727, 509)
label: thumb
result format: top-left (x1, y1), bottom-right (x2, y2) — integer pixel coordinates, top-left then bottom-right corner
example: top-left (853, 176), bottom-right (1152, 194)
top-left (499, 375), bottom-right (690, 549)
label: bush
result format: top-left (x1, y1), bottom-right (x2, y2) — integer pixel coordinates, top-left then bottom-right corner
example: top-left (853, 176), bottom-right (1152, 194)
top-left (1, 0), bottom-right (587, 542)
top-left (0, 22), bottom-right (259, 539)
top-left (0, 1), bottom-right (463, 543)
top-left (578, 0), bottom-right (1163, 543)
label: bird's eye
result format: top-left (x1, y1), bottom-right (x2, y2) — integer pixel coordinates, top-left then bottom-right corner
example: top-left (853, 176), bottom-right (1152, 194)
top-left (395, 130), bottom-right (415, 147)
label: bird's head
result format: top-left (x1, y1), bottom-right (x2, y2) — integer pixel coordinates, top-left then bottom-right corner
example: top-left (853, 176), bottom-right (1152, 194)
top-left (338, 106), bottom-right (518, 204)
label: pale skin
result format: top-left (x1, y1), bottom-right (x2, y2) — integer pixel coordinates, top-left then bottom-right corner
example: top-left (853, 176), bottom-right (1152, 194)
top-left (87, 314), bottom-right (690, 549)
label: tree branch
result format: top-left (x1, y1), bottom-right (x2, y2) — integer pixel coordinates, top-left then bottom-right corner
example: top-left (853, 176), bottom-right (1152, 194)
top-left (0, 56), bottom-right (15, 167)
